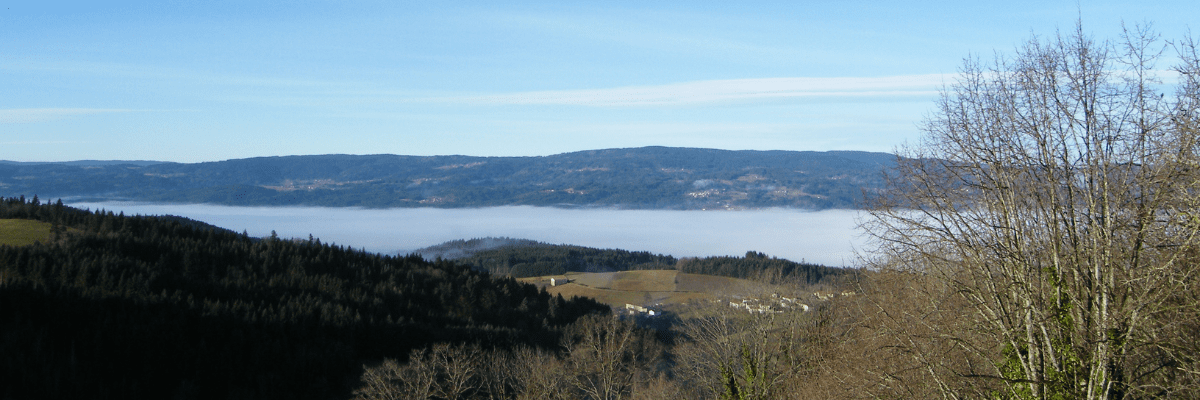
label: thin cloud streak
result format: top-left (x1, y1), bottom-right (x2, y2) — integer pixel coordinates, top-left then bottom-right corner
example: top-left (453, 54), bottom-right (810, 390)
top-left (0, 108), bottom-right (137, 123)
top-left (0, 140), bottom-right (93, 145)
top-left (441, 75), bottom-right (948, 107)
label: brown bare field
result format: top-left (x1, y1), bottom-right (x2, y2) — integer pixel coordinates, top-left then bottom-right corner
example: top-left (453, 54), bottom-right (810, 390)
top-left (608, 270), bottom-right (677, 292)
top-left (676, 273), bottom-right (764, 293)
top-left (519, 270), bottom-right (762, 308)
top-left (565, 271), bottom-right (616, 288)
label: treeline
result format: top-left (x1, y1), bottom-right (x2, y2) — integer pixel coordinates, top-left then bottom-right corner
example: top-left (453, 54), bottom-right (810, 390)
top-left (427, 239), bottom-right (675, 278)
top-left (676, 251), bottom-right (854, 286)
top-left (353, 314), bottom-right (671, 400)
top-left (0, 197), bottom-right (608, 400)
top-left (413, 237), bottom-right (546, 261)
top-left (422, 237), bottom-right (853, 286)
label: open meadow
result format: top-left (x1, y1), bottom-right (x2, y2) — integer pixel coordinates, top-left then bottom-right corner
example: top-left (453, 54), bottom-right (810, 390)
top-left (0, 219), bottom-right (51, 246)
top-left (519, 270), bottom-right (771, 309)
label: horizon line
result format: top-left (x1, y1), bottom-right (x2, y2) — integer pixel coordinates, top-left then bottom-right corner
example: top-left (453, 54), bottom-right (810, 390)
top-left (0, 145), bottom-right (898, 164)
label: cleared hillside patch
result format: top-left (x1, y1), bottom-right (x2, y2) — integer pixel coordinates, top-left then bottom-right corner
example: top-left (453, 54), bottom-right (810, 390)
top-left (546, 284), bottom-right (666, 306)
top-left (521, 270), bottom-right (767, 308)
top-left (676, 272), bottom-right (760, 293)
top-left (0, 219), bottom-right (52, 246)
top-left (609, 270), bottom-right (677, 292)
top-left (565, 271), bottom-right (616, 288)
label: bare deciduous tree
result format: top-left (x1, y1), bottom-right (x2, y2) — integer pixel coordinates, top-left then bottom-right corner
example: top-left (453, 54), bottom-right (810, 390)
top-left (865, 22), bottom-right (1200, 399)
top-left (561, 315), bottom-right (661, 400)
top-left (354, 358), bottom-right (407, 400)
top-left (353, 349), bottom-right (438, 400)
top-left (430, 343), bottom-right (484, 400)
top-left (673, 298), bottom-right (831, 400)
top-left (353, 343), bottom-right (485, 400)
top-left (508, 346), bottom-right (573, 400)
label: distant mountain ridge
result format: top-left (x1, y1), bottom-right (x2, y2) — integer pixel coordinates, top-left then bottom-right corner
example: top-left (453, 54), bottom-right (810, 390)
top-left (0, 146), bottom-right (895, 210)
top-left (0, 160), bottom-right (165, 167)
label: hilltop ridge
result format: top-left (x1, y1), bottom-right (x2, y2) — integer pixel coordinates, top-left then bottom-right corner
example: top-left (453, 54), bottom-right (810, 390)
top-left (0, 147), bottom-right (894, 210)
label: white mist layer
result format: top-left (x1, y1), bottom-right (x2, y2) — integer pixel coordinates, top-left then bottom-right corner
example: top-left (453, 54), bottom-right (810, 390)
top-left (67, 203), bottom-right (866, 267)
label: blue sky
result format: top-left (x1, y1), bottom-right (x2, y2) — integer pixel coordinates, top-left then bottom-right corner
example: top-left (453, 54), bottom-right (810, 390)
top-left (3, 1), bottom-right (1197, 162)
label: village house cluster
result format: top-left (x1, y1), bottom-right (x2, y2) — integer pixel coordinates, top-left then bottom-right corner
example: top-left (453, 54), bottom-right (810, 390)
top-left (726, 293), bottom-right (806, 314)
top-left (723, 291), bottom-right (856, 314)
top-left (623, 303), bottom-right (657, 317)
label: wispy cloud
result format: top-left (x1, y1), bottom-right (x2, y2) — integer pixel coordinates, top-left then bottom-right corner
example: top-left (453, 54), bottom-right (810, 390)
top-left (441, 75), bottom-right (947, 107)
top-left (0, 108), bottom-right (137, 123)
top-left (0, 140), bottom-right (92, 145)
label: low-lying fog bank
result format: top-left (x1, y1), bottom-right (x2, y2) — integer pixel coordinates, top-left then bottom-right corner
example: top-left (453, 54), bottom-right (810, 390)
top-left (66, 203), bottom-right (866, 267)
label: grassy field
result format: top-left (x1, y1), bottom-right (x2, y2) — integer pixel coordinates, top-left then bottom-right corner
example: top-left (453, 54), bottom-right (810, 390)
top-left (0, 219), bottom-right (53, 246)
top-left (520, 270), bottom-right (769, 309)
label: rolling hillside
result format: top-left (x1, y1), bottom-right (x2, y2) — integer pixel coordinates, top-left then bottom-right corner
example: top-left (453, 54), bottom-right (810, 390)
top-left (519, 270), bottom-right (762, 308)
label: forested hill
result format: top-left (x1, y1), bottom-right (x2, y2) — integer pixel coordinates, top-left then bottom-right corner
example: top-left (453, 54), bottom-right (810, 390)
top-left (415, 238), bottom-right (677, 277)
top-left (0, 147), bottom-right (894, 210)
top-left (416, 237), bottom-right (854, 286)
top-left (414, 237), bottom-right (548, 260)
top-left (0, 197), bottom-right (608, 399)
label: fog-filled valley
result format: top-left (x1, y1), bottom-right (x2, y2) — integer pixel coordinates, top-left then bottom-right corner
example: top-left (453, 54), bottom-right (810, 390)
top-left (65, 202), bottom-right (864, 266)
top-left (6, 5), bottom-right (1200, 398)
